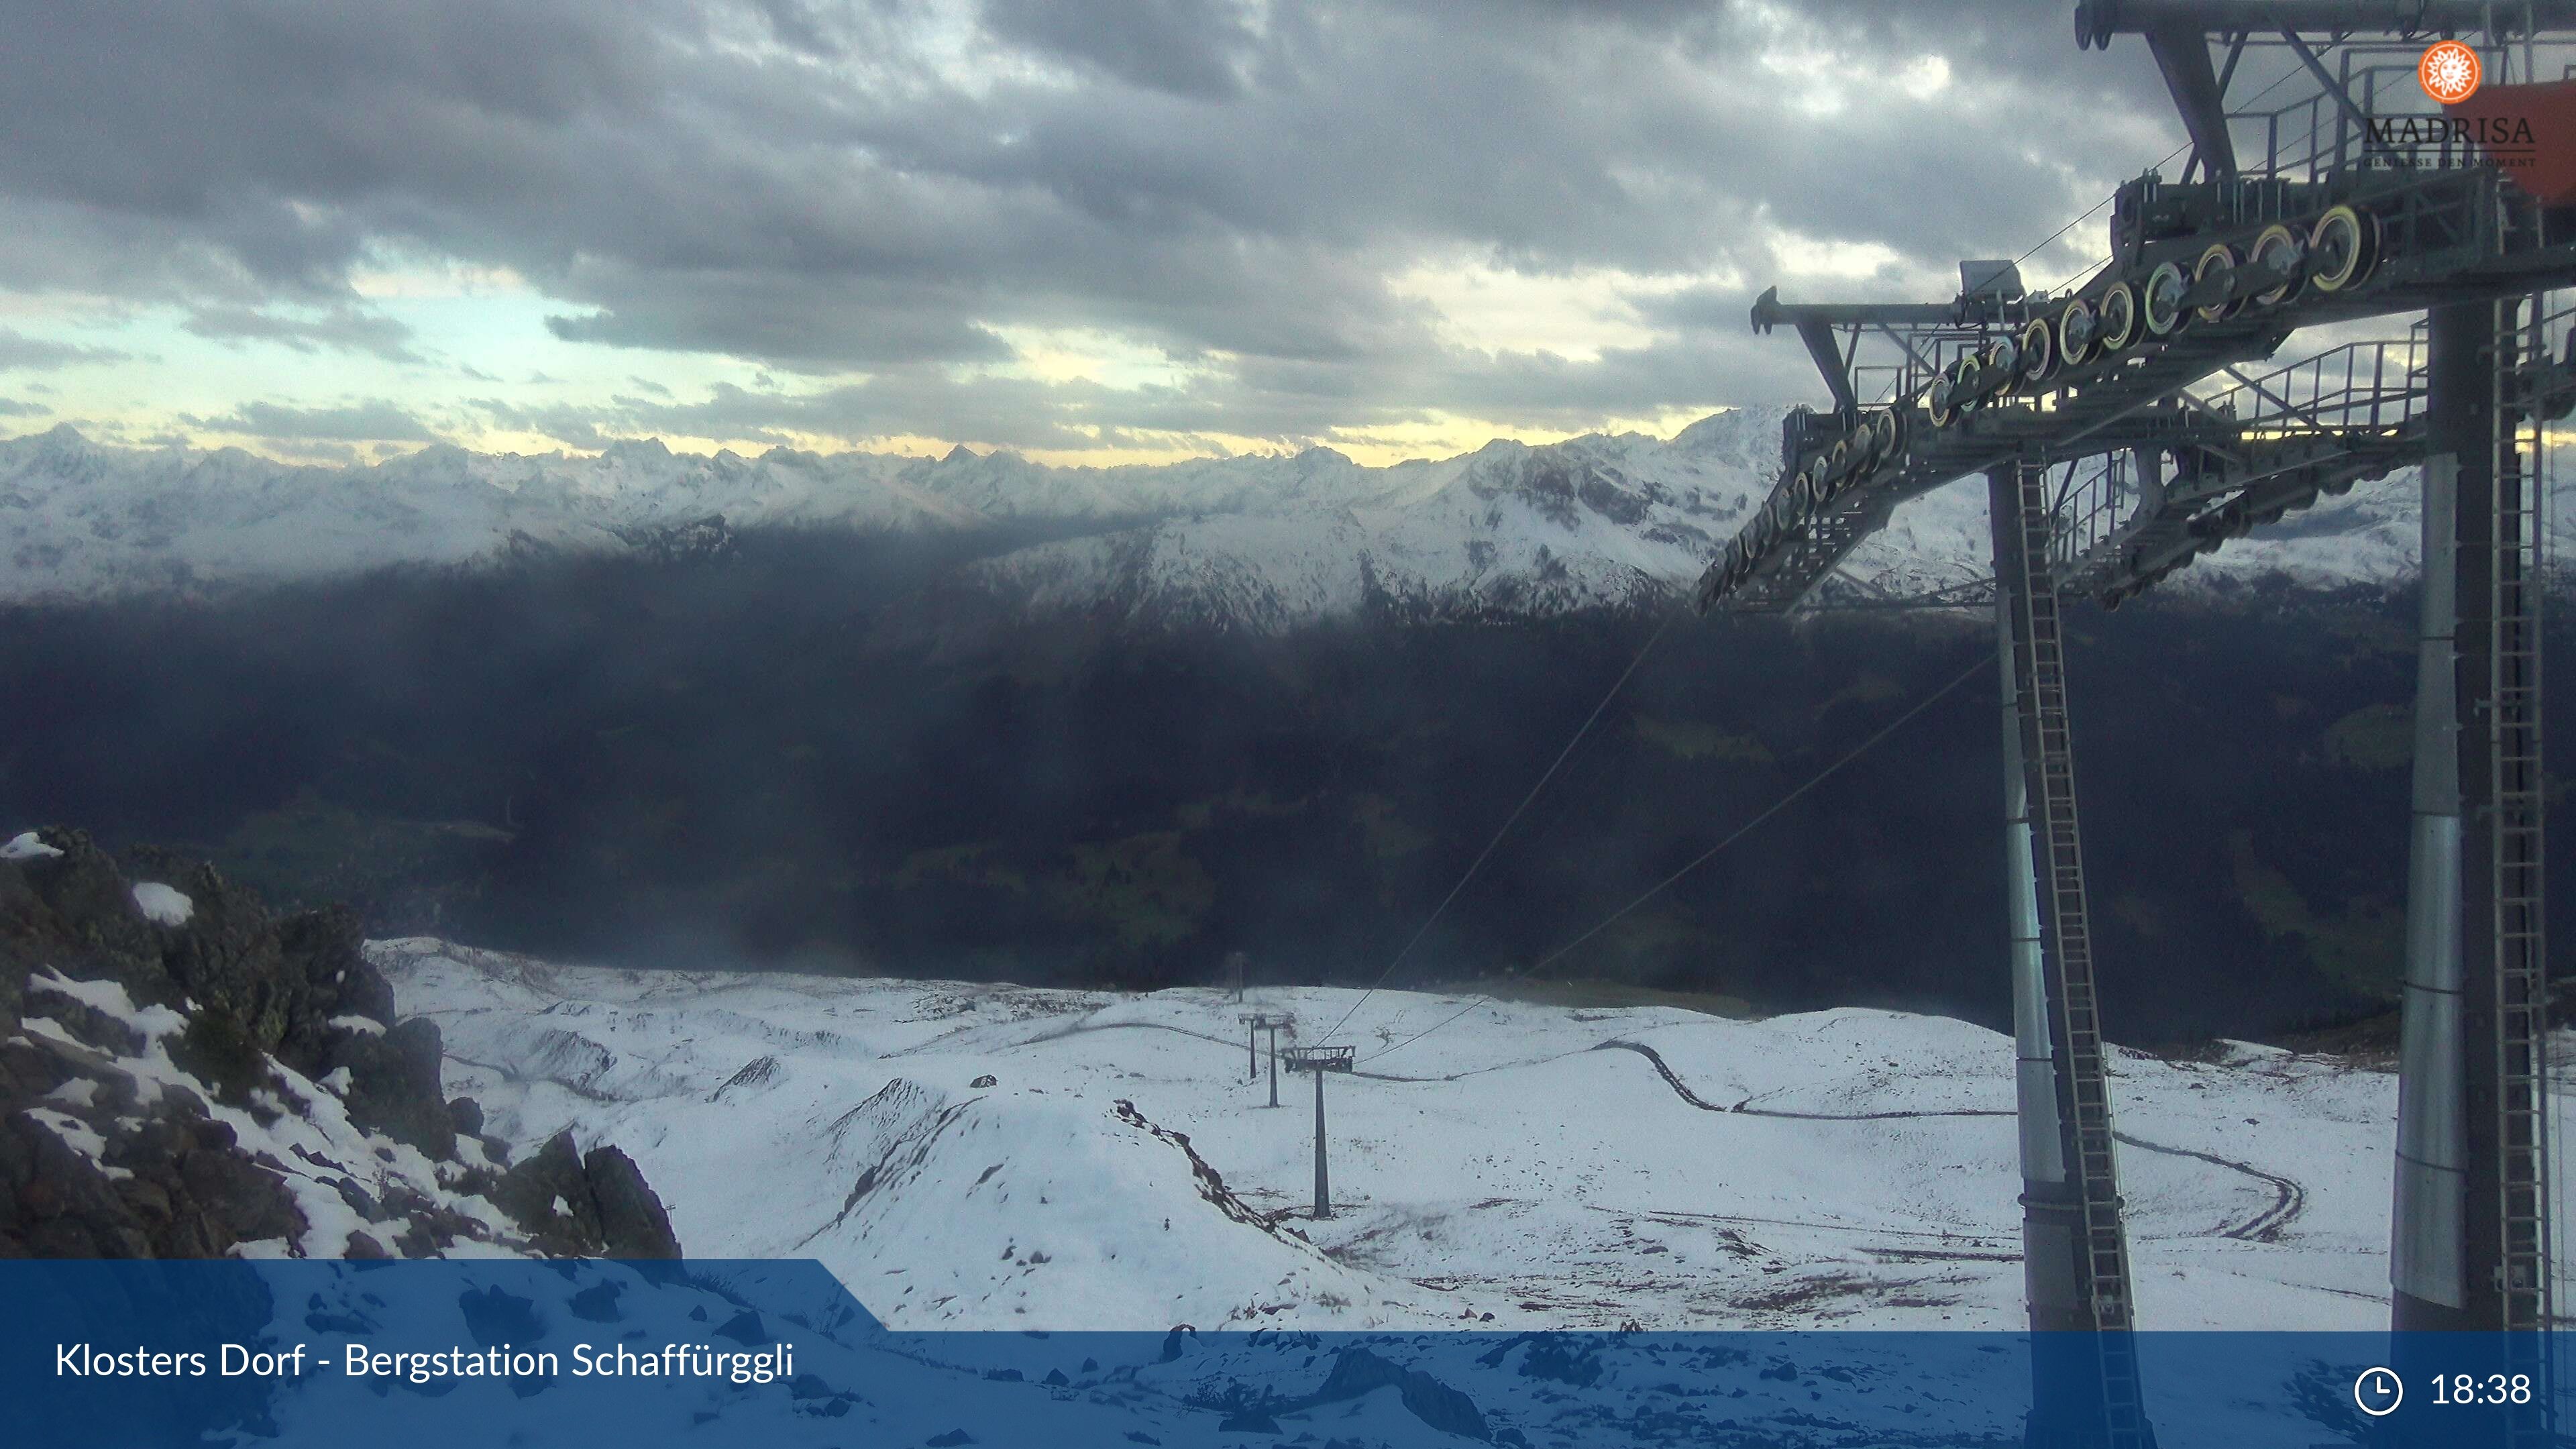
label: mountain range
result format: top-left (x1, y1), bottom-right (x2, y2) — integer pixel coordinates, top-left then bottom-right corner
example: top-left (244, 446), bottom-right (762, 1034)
top-left (1, 415), bottom-right (2510, 624)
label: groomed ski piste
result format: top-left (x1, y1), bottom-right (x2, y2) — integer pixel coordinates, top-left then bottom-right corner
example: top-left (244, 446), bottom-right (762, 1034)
top-left (382, 938), bottom-right (2401, 1336)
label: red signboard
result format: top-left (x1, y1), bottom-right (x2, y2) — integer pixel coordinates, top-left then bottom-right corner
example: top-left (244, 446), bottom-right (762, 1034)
top-left (2447, 79), bottom-right (2576, 205)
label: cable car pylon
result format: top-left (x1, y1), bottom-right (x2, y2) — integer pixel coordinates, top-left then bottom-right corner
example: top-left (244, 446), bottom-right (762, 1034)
top-left (1696, 5), bottom-right (2571, 1444)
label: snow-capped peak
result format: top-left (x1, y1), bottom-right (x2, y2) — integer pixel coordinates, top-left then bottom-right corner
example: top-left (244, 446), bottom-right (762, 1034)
top-left (0, 415), bottom-right (2504, 625)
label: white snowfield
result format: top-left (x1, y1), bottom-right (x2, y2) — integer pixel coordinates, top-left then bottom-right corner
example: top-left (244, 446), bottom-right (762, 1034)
top-left (5, 416), bottom-right (2525, 623)
top-left (382, 939), bottom-right (2412, 1334)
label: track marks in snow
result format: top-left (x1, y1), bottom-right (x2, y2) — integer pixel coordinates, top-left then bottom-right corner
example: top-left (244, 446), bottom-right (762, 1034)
top-left (1593, 1037), bottom-right (2309, 1243)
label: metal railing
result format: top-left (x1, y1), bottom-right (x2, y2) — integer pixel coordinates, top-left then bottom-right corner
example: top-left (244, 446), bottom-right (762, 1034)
top-left (2225, 41), bottom-right (2576, 183)
top-left (2190, 333), bottom-right (2430, 439)
top-left (2047, 454), bottom-right (2143, 576)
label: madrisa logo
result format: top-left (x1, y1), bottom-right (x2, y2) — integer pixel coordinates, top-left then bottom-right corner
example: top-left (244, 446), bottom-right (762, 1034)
top-left (2368, 115), bottom-right (2537, 148)
top-left (2420, 40), bottom-right (2482, 104)
top-left (2363, 113), bottom-right (2540, 172)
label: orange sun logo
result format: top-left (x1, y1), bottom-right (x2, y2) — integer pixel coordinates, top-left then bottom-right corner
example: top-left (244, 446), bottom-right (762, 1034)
top-left (2420, 40), bottom-right (2481, 105)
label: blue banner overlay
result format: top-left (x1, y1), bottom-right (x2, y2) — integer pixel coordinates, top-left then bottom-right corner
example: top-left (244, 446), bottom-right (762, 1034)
top-left (5, 1259), bottom-right (2561, 1446)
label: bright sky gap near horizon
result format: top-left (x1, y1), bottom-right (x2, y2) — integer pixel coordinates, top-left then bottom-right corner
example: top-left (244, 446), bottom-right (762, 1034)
top-left (0, 1), bottom-right (2189, 469)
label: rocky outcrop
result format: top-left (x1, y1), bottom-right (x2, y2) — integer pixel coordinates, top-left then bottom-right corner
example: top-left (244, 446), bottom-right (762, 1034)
top-left (611, 513), bottom-right (737, 565)
top-left (0, 826), bottom-right (681, 1260)
top-left (585, 1145), bottom-right (683, 1258)
top-left (488, 1131), bottom-right (682, 1259)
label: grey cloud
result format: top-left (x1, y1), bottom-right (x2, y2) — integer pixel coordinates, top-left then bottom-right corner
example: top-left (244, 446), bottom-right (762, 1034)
top-left (183, 305), bottom-right (423, 362)
top-left (472, 398), bottom-right (618, 450)
top-left (981, 0), bottom-right (1258, 98)
top-left (0, 397), bottom-right (50, 417)
top-left (188, 399), bottom-right (444, 442)
top-left (466, 313), bottom-right (1813, 457)
top-left (0, 326), bottom-right (128, 371)
top-left (1, 0), bottom-right (2203, 444)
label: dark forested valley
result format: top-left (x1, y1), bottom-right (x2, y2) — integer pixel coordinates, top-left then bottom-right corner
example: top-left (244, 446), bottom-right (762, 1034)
top-left (9, 524), bottom-right (2563, 1046)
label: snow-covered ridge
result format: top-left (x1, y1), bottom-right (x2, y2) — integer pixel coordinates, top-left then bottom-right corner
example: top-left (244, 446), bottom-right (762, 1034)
top-left (386, 939), bottom-right (2405, 1334)
top-left (0, 416), bottom-right (2486, 625)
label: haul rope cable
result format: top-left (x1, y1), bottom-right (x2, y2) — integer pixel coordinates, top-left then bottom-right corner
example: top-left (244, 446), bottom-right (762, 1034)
top-left (1326, 60), bottom-right (2292, 1055)
top-left (1316, 602), bottom-right (1688, 1046)
top-left (1360, 651), bottom-right (1996, 1064)
top-left (2007, 54), bottom-right (2314, 297)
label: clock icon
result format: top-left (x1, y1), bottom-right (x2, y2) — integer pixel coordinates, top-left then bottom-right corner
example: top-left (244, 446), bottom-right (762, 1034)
top-left (2355, 1366), bottom-right (2404, 1417)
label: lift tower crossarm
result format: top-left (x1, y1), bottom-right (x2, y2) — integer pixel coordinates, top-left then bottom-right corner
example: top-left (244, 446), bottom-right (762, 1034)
top-left (1751, 288), bottom-right (1970, 413)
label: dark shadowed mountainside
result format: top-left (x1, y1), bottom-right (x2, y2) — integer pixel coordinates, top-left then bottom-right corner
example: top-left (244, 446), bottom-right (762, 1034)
top-left (5, 524), bottom-right (2565, 1046)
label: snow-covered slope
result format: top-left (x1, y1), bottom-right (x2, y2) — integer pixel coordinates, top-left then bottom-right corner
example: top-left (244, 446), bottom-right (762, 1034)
top-left (0, 427), bottom-right (992, 598)
top-left (967, 420), bottom-right (1778, 629)
top-left (384, 939), bottom-right (2410, 1334)
top-left (8, 414), bottom-right (2510, 625)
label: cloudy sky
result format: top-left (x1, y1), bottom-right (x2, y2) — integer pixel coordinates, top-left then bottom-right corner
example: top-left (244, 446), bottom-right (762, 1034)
top-left (0, 0), bottom-right (2190, 466)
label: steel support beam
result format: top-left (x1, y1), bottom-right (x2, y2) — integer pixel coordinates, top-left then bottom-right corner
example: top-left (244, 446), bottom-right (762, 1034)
top-left (2143, 25), bottom-right (2237, 181)
top-left (1794, 317), bottom-right (1860, 414)
top-left (2411, 301), bottom-right (2515, 1335)
top-left (2394, 451), bottom-right (2471, 1329)
top-left (1311, 1067), bottom-right (1332, 1221)
top-left (2389, 292), bottom-right (2555, 1447)
top-left (1998, 582), bottom-right (2082, 1337)
top-left (2077, 0), bottom-right (2576, 44)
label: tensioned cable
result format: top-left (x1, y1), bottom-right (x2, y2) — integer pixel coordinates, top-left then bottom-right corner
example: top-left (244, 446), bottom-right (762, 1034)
top-left (1315, 601), bottom-right (1688, 1045)
top-left (1358, 650), bottom-right (1997, 1063)
top-left (1334, 64), bottom-right (2302, 1061)
top-left (2015, 54), bottom-right (2314, 294)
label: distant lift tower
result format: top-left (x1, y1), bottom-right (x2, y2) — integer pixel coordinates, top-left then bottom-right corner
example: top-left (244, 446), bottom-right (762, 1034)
top-left (1242, 1013), bottom-right (1291, 1104)
top-left (1283, 1046), bottom-right (1355, 1220)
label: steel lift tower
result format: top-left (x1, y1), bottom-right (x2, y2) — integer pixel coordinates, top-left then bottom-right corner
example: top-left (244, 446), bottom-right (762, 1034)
top-left (1694, 4), bottom-right (2576, 1442)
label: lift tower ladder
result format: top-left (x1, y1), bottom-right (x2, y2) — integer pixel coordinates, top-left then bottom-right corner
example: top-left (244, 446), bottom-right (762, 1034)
top-left (2002, 459), bottom-right (2146, 1447)
top-left (2492, 292), bottom-right (2551, 1432)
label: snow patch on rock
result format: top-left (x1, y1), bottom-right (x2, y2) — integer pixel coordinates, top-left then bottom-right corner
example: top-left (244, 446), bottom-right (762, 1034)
top-left (129, 881), bottom-right (194, 925)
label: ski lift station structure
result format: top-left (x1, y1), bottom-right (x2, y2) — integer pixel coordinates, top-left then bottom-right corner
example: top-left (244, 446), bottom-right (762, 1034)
top-left (1692, 3), bottom-right (2576, 1443)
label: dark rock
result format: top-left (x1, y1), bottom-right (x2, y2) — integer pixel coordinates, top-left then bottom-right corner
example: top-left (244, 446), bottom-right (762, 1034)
top-left (583, 1146), bottom-right (682, 1258)
top-left (613, 513), bottom-right (737, 565)
top-left (568, 1281), bottom-right (625, 1322)
top-left (339, 1018), bottom-right (456, 1161)
top-left (493, 1131), bottom-right (603, 1252)
top-left (13, 830), bottom-right (170, 1006)
top-left (0, 1113), bottom-right (150, 1257)
top-left (1, 822), bottom-right (679, 1267)
top-left (273, 906), bottom-right (393, 1078)
top-left (144, 854), bottom-right (295, 1053)
top-left (458, 1286), bottom-right (545, 1346)
top-left (1306, 1347), bottom-right (1491, 1442)
top-left (23, 986), bottom-right (147, 1057)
